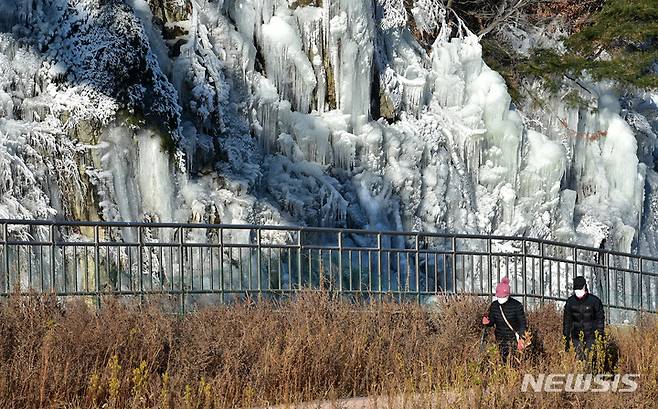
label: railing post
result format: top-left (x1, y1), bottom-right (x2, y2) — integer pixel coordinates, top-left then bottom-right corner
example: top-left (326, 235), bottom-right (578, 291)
top-left (137, 226), bottom-right (144, 305)
top-left (572, 246), bottom-right (577, 278)
top-left (572, 246), bottom-right (577, 296)
top-left (639, 257), bottom-right (643, 311)
top-left (415, 234), bottom-right (420, 303)
top-left (49, 224), bottom-right (56, 294)
top-left (522, 240), bottom-right (527, 307)
top-left (94, 225), bottom-right (101, 308)
top-left (451, 236), bottom-right (457, 295)
top-left (219, 227), bottom-right (224, 304)
top-left (179, 227), bottom-right (185, 314)
top-left (605, 251), bottom-right (611, 323)
top-left (4, 223), bottom-right (9, 294)
top-left (256, 228), bottom-right (262, 299)
top-left (487, 238), bottom-right (492, 300)
top-left (338, 231), bottom-right (343, 298)
top-left (539, 241), bottom-right (545, 305)
top-left (297, 230), bottom-right (303, 291)
top-left (377, 232), bottom-right (382, 301)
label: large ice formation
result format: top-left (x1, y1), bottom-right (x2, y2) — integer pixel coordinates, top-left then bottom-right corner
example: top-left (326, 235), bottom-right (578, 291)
top-left (0, 0), bottom-right (657, 305)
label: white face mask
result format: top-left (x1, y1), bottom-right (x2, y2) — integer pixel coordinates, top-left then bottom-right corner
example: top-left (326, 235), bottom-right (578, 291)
top-left (497, 296), bottom-right (508, 304)
top-left (575, 289), bottom-right (586, 298)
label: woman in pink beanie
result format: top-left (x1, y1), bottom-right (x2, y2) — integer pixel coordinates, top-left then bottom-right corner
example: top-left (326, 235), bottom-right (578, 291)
top-left (482, 277), bottom-right (527, 361)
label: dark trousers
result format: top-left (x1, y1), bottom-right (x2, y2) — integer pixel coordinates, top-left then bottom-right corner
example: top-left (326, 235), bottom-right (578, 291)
top-left (572, 336), bottom-right (595, 361)
top-left (497, 338), bottom-right (515, 362)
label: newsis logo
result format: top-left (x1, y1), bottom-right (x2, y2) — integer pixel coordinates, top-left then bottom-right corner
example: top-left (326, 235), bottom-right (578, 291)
top-left (521, 373), bottom-right (640, 393)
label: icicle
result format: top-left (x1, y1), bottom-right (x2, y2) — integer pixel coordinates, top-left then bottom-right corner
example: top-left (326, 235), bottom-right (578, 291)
top-left (261, 15), bottom-right (317, 113)
top-left (295, 6), bottom-right (325, 112)
top-left (518, 129), bottom-right (566, 202)
top-left (253, 76), bottom-right (279, 152)
top-left (137, 130), bottom-right (175, 223)
top-left (289, 111), bottom-right (332, 165)
top-left (325, 0), bottom-right (375, 131)
top-left (332, 130), bottom-right (356, 171)
top-left (400, 68), bottom-right (426, 117)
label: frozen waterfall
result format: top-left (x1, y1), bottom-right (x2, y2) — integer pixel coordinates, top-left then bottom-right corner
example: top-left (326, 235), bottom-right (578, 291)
top-left (0, 0), bottom-right (656, 307)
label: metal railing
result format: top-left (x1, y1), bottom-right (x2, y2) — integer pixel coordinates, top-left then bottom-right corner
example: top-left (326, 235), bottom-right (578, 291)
top-left (1, 219), bottom-right (657, 319)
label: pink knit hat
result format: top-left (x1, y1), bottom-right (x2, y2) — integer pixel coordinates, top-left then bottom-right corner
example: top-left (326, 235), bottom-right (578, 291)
top-left (495, 277), bottom-right (511, 298)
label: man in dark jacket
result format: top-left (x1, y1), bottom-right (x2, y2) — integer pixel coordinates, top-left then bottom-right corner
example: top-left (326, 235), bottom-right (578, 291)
top-left (563, 276), bottom-right (605, 360)
top-left (482, 277), bottom-right (527, 361)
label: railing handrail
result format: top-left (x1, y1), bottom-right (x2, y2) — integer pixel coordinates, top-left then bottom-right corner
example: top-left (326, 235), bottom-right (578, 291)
top-left (0, 218), bottom-right (655, 263)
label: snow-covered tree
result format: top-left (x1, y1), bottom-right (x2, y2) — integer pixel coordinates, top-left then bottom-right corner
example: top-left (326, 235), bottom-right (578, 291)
top-left (411, 0), bottom-right (444, 34)
top-left (378, 0), bottom-right (407, 30)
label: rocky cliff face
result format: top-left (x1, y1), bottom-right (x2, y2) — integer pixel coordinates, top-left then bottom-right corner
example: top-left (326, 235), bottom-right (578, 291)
top-left (0, 0), bottom-right (657, 256)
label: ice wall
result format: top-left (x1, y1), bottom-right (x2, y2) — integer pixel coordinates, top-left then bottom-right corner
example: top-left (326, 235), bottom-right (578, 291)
top-left (521, 84), bottom-right (649, 252)
top-left (0, 0), bottom-right (655, 263)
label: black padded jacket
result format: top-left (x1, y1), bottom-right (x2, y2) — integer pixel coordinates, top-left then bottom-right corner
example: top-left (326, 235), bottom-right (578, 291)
top-left (563, 293), bottom-right (605, 344)
top-left (485, 297), bottom-right (527, 342)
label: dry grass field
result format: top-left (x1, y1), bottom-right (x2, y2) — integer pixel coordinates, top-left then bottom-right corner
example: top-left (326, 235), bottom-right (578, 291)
top-left (0, 292), bottom-right (656, 408)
